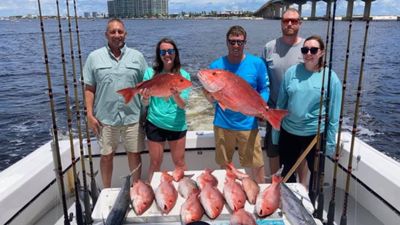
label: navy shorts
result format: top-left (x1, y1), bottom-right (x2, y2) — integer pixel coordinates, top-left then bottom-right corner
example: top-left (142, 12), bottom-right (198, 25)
top-left (145, 120), bottom-right (187, 142)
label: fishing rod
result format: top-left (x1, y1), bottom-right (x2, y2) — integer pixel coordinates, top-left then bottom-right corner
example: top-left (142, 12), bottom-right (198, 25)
top-left (315, 0), bottom-right (338, 220)
top-left (340, 11), bottom-right (371, 225)
top-left (37, 0), bottom-right (70, 224)
top-left (309, 0), bottom-right (333, 207)
top-left (326, 14), bottom-right (354, 225)
top-left (64, 0), bottom-right (92, 223)
top-left (72, 0), bottom-right (99, 206)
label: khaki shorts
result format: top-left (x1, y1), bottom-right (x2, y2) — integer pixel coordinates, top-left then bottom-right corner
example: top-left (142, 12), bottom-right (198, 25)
top-left (214, 126), bottom-right (264, 168)
top-left (98, 123), bottom-right (145, 155)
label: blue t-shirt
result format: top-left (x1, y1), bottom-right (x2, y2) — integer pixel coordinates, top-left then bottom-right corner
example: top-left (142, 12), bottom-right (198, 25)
top-left (209, 53), bottom-right (269, 130)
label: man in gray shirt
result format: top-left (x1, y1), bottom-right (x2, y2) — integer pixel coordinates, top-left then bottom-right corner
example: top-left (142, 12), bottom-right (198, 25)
top-left (262, 8), bottom-right (306, 182)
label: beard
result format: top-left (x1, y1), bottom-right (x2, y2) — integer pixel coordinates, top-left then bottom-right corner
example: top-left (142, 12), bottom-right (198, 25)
top-left (282, 28), bottom-right (298, 37)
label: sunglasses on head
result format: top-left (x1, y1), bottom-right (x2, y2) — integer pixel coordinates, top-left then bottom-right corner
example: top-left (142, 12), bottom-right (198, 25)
top-left (282, 18), bottom-right (300, 25)
top-left (301, 47), bottom-right (319, 55)
top-left (228, 39), bottom-right (246, 46)
top-left (160, 49), bottom-right (175, 56)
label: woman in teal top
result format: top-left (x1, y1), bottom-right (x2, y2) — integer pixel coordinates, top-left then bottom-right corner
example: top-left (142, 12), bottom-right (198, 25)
top-left (273, 35), bottom-right (342, 190)
top-left (141, 38), bottom-right (191, 182)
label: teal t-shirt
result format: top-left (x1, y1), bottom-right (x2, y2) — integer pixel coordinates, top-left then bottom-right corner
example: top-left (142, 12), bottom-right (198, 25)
top-left (144, 68), bottom-right (191, 131)
top-left (83, 45), bottom-right (148, 126)
top-left (272, 63), bottom-right (342, 156)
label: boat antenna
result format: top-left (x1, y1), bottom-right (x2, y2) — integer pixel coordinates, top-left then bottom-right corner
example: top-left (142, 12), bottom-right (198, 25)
top-left (309, 0), bottom-right (333, 208)
top-left (37, 0), bottom-right (70, 224)
top-left (72, 0), bottom-right (99, 206)
top-left (340, 9), bottom-right (371, 225)
top-left (326, 12), bottom-right (354, 225)
top-left (315, 0), bottom-right (338, 220)
top-left (64, 0), bottom-right (93, 223)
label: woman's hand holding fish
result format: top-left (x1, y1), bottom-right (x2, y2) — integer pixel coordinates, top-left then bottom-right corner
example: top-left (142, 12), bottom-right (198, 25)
top-left (140, 88), bottom-right (150, 105)
top-left (171, 88), bottom-right (186, 109)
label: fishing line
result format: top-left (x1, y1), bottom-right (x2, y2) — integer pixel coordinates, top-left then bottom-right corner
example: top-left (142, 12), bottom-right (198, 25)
top-left (326, 13), bottom-right (354, 225)
top-left (315, 0), bottom-right (338, 220)
top-left (37, 0), bottom-right (70, 224)
top-left (72, 0), bottom-right (99, 206)
top-left (340, 11), bottom-right (371, 225)
top-left (64, 0), bottom-right (92, 223)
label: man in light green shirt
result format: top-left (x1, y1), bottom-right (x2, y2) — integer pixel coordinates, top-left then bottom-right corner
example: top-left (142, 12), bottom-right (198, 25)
top-left (84, 19), bottom-right (147, 188)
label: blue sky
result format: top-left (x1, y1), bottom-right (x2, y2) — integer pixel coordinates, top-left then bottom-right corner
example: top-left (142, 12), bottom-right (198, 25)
top-left (0, 0), bottom-right (399, 17)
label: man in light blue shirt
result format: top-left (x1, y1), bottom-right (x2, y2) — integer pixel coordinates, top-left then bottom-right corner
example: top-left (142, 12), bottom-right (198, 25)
top-left (84, 19), bottom-right (147, 188)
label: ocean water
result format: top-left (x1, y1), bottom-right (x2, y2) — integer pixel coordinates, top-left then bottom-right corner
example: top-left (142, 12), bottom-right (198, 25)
top-left (0, 18), bottom-right (399, 171)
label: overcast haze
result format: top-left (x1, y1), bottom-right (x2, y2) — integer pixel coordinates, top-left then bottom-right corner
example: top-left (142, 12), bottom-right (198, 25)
top-left (0, 0), bottom-right (399, 17)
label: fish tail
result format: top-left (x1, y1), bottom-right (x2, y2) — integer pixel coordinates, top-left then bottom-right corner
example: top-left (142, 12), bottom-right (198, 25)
top-left (117, 87), bottom-right (138, 104)
top-left (265, 109), bottom-right (288, 130)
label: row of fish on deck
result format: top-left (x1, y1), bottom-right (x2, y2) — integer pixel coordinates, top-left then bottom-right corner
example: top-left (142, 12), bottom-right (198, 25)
top-left (106, 163), bottom-right (315, 225)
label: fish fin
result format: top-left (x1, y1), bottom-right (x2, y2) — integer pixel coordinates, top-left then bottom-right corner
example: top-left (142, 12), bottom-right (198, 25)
top-left (264, 109), bottom-right (289, 130)
top-left (117, 87), bottom-right (138, 104)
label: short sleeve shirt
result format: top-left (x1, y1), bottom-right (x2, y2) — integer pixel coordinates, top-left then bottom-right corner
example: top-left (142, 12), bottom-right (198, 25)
top-left (83, 45), bottom-right (148, 126)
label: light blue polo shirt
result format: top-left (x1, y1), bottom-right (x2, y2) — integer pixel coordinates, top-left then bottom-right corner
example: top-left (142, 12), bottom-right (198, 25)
top-left (83, 44), bottom-right (148, 126)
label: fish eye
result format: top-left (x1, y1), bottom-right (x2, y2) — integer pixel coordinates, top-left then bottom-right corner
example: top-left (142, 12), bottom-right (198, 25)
top-left (180, 79), bottom-right (184, 82)
top-left (212, 72), bottom-right (217, 76)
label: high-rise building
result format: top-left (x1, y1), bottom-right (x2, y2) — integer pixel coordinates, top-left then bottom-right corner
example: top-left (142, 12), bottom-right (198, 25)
top-left (107, 0), bottom-right (168, 18)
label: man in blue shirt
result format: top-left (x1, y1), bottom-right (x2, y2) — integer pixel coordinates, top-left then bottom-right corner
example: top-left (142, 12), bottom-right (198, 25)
top-left (203, 25), bottom-right (269, 183)
top-left (83, 19), bottom-right (147, 188)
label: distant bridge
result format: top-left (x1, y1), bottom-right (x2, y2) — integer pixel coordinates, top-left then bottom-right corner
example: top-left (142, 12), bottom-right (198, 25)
top-left (254, 0), bottom-right (375, 20)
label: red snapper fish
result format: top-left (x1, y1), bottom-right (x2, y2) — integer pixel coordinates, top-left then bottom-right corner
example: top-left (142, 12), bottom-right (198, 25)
top-left (223, 169), bottom-right (246, 211)
top-left (196, 169), bottom-right (218, 190)
top-left (178, 177), bottom-right (200, 199)
top-left (117, 73), bottom-right (192, 104)
top-left (255, 174), bottom-right (282, 217)
top-left (197, 69), bottom-right (288, 130)
top-left (226, 163), bottom-right (259, 205)
top-left (130, 179), bottom-right (155, 215)
top-left (180, 191), bottom-right (204, 224)
top-left (199, 183), bottom-right (224, 219)
top-left (230, 208), bottom-right (257, 225)
top-left (155, 171), bottom-right (178, 214)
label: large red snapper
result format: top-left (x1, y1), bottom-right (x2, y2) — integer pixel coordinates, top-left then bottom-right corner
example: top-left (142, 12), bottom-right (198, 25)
top-left (180, 191), bottom-right (204, 224)
top-left (230, 208), bottom-right (257, 225)
top-left (255, 174), bottom-right (282, 217)
top-left (117, 73), bottom-right (192, 104)
top-left (197, 69), bottom-right (288, 130)
top-left (223, 170), bottom-right (246, 211)
top-left (130, 179), bottom-right (155, 215)
top-left (199, 183), bottom-right (224, 219)
top-left (154, 171), bottom-right (178, 214)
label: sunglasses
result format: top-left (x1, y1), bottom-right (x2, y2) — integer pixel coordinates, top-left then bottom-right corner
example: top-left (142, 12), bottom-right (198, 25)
top-left (160, 49), bottom-right (175, 56)
top-left (301, 47), bottom-right (320, 55)
top-left (282, 18), bottom-right (300, 25)
top-left (228, 39), bottom-right (246, 46)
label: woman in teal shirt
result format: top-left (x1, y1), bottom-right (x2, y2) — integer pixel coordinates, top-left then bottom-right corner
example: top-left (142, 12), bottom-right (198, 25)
top-left (274, 35), bottom-right (342, 189)
top-left (141, 38), bottom-right (191, 182)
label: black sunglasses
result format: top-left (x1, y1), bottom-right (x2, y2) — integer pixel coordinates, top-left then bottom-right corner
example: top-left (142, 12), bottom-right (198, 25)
top-left (282, 18), bottom-right (300, 25)
top-left (301, 47), bottom-right (319, 55)
top-left (228, 39), bottom-right (246, 46)
top-left (160, 49), bottom-right (175, 56)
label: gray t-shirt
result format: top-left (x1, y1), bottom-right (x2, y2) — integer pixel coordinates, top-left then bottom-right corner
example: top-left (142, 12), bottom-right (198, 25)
top-left (262, 37), bottom-right (304, 108)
